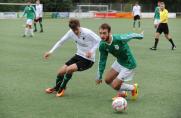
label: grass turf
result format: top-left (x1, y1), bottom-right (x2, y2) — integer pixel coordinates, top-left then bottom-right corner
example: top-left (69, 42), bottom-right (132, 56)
top-left (0, 18), bottom-right (181, 118)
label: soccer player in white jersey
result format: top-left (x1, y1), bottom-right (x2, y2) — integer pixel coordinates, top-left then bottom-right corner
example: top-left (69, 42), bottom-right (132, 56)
top-left (44, 18), bottom-right (101, 97)
top-left (132, 2), bottom-right (141, 30)
top-left (34, 0), bottom-right (43, 32)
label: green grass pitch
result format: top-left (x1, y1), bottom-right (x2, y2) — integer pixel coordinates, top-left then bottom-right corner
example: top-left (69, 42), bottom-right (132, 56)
top-left (0, 18), bottom-right (181, 118)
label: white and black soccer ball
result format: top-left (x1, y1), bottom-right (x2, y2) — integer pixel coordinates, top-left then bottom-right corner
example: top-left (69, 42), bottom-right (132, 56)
top-left (112, 97), bottom-right (127, 112)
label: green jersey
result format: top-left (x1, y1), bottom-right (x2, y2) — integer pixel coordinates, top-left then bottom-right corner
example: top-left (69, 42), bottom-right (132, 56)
top-left (97, 33), bottom-right (143, 80)
top-left (154, 6), bottom-right (160, 19)
top-left (23, 5), bottom-right (35, 19)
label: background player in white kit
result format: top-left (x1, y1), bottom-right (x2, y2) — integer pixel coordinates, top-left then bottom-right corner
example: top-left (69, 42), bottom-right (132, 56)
top-left (132, 2), bottom-right (141, 30)
top-left (44, 18), bottom-right (101, 97)
top-left (34, 0), bottom-right (43, 32)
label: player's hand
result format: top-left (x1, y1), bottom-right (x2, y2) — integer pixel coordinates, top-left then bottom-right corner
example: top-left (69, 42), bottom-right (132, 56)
top-left (44, 52), bottom-right (51, 60)
top-left (85, 51), bottom-right (92, 58)
top-left (95, 79), bottom-right (102, 85)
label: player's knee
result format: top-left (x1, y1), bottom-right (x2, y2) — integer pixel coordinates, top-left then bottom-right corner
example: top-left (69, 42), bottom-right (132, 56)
top-left (112, 83), bottom-right (120, 90)
top-left (105, 78), bottom-right (112, 85)
top-left (66, 66), bottom-right (76, 74)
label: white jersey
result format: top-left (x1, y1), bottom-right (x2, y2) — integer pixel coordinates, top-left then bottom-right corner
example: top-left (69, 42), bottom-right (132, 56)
top-left (35, 4), bottom-right (43, 18)
top-left (48, 27), bottom-right (101, 62)
top-left (132, 5), bottom-right (141, 16)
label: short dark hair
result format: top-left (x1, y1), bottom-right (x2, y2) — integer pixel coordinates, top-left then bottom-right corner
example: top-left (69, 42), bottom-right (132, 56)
top-left (160, 2), bottom-right (165, 5)
top-left (99, 23), bottom-right (111, 33)
top-left (69, 18), bottom-right (80, 30)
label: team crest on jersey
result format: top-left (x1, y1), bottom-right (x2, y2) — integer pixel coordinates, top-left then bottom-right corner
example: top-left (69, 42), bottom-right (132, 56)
top-left (114, 45), bottom-right (119, 50)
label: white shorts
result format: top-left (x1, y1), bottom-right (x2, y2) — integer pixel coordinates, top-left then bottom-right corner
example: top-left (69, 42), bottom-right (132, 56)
top-left (154, 19), bottom-right (160, 25)
top-left (26, 19), bottom-right (33, 25)
top-left (111, 61), bottom-right (135, 81)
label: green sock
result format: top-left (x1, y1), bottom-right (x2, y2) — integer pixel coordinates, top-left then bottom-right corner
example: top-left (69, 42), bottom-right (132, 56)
top-left (54, 75), bottom-right (64, 90)
top-left (60, 74), bottom-right (72, 89)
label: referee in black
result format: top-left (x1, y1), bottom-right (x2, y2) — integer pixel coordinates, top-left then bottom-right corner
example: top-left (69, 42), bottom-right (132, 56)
top-left (150, 2), bottom-right (176, 50)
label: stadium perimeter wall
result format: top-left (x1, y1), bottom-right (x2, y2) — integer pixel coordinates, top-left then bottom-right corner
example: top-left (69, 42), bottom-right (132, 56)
top-left (0, 12), bottom-right (176, 19)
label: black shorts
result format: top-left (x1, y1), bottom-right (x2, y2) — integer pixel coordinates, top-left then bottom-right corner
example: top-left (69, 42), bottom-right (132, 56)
top-left (134, 15), bottom-right (140, 21)
top-left (34, 17), bottom-right (42, 22)
top-left (65, 54), bottom-right (94, 71)
top-left (156, 23), bottom-right (169, 34)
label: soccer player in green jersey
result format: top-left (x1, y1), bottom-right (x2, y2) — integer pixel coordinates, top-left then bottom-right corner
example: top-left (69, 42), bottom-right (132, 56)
top-left (154, 1), bottom-right (161, 29)
top-left (96, 23), bottom-right (143, 100)
top-left (22, 1), bottom-right (36, 37)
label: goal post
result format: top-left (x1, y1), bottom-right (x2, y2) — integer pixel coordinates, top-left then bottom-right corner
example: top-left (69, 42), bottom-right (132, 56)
top-left (76, 4), bottom-right (109, 13)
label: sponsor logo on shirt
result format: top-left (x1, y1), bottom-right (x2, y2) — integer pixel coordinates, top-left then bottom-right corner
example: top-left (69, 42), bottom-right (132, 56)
top-left (114, 45), bottom-right (119, 50)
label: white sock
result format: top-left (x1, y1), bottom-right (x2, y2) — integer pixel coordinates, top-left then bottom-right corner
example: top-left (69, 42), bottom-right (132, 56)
top-left (119, 83), bottom-right (134, 91)
top-left (30, 29), bottom-right (34, 36)
top-left (24, 28), bottom-right (28, 36)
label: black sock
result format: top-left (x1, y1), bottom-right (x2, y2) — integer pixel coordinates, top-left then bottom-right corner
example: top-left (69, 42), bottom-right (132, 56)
top-left (60, 74), bottom-right (72, 89)
top-left (40, 23), bottom-right (43, 31)
top-left (154, 38), bottom-right (159, 48)
top-left (133, 21), bottom-right (136, 28)
top-left (168, 38), bottom-right (175, 47)
top-left (138, 21), bottom-right (141, 28)
top-left (34, 23), bottom-right (37, 30)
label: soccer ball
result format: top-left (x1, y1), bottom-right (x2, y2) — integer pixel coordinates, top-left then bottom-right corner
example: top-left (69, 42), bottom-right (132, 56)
top-left (112, 97), bottom-right (127, 112)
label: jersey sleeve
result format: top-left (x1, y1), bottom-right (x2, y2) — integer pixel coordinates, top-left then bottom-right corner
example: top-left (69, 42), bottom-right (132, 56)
top-left (48, 30), bottom-right (71, 53)
top-left (154, 7), bottom-right (157, 18)
top-left (117, 32), bottom-right (143, 42)
top-left (96, 43), bottom-right (108, 80)
top-left (22, 7), bottom-right (27, 16)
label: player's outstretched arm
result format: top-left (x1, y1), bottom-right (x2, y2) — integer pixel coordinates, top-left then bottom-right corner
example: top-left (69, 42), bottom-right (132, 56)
top-left (95, 45), bottom-right (108, 85)
top-left (119, 32), bottom-right (144, 42)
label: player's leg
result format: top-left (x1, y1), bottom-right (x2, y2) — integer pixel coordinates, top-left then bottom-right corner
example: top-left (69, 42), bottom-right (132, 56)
top-left (45, 65), bottom-right (67, 93)
top-left (165, 34), bottom-right (176, 50)
top-left (26, 19), bottom-right (34, 37)
top-left (115, 66), bottom-right (138, 100)
top-left (104, 61), bottom-right (127, 99)
top-left (59, 64), bottom-right (77, 90)
top-left (163, 24), bottom-right (176, 50)
top-left (138, 20), bottom-right (141, 29)
top-left (28, 24), bottom-right (34, 37)
top-left (55, 65), bottom-right (67, 90)
top-left (23, 25), bottom-right (29, 37)
top-left (23, 19), bottom-right (29, 37)
top-left (150, 24), bottom-right (162, 50)
top-left (56, 64), bottom-right (78, 97)
top-left (104, 68), bottom-right (119, 86)
top-left (138, 16), bottom-right (141, 29)
top-left (45, 55), bottom-right (77, 94)
top-left (154, 19), bottom-right (160, 29)
top-left (56, 55), bottom-right (94, 97)
top-left (133, 16), bottom-right (136, 29)
top-left (33, 19), bottom-right (37, 32)
top-left (39, 17), bottom-right (43, 32)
